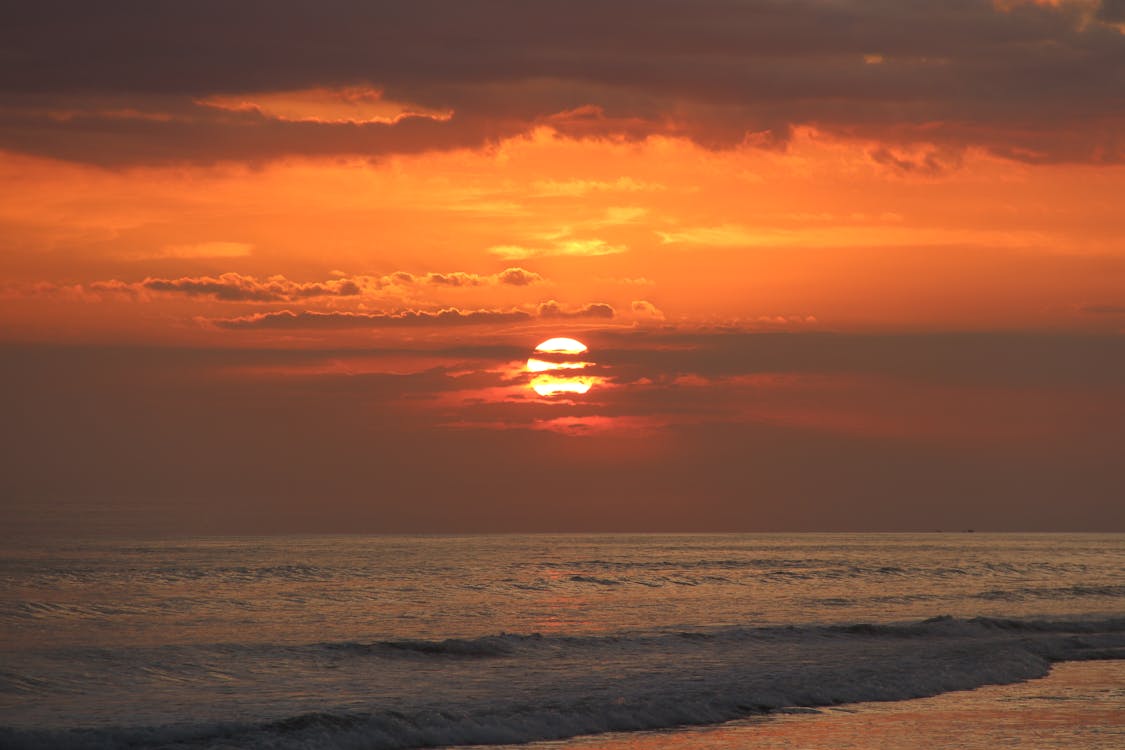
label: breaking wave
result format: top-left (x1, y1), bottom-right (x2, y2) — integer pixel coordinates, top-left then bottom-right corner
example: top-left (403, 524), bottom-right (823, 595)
top-left (3, 616), bottom-right (1123, 750)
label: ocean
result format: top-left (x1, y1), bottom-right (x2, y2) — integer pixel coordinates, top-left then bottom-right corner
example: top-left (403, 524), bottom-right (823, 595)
top-left (1, 533), bottom-right (1122, 748)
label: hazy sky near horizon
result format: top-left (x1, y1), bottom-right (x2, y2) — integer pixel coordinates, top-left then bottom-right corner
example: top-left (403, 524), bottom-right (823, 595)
top-left (2, 1), bottom-right (1124, 535)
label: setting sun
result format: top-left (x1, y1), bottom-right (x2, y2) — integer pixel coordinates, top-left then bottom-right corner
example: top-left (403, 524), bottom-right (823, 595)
top-left (535, 338), bottom-right (588, 354)
top-left (529, 337), bottom-right (597, 397)
top-left (531, 378), bottom-right (594, 397)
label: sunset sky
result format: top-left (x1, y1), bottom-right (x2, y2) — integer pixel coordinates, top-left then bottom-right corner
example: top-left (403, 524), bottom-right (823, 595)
top-left (2, 1), bottom-right (1123, 535)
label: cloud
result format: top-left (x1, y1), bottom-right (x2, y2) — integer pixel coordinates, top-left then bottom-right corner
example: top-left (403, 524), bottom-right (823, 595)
top-left (0, 280), bottom-right (94, 301)
top-left (209, 308), bottom-right (535, 330)
top-left (489, 238), bottom-right (627, 259)
top-left (657, 225), bottom-right (764, 248)
top-left (597, 276), bottom-right (655, 286)
top-left (18, 268), bottom-right (544, 303)
top-left (1100, 0), bottom-right (1125, 23)
top-left (657, 223), bottom-right (1055, 250)
top-left (630, 300), bottom-right (666, 320)
top-left (3, 334), bottom-right (1123, 536)
top-left (5, 1), bottom-right (1120, 164)
top-left (1079, 303), bottom-right (1125, 314)
top-left (868, 146), bottom-right (960, 176)
top-left (530, 177), bottom-right (666, 197)
top-left (425, 267), bottom-right (543, 287)
top-left (208, 300), bottom-right (614, 329)
top-left (142, 273), bottom-right (363, 302)
top-left (0, 101), bottom-right (519, 166)
top-left (754, 314), bottom-right (819, 327)
top-left (592, 329), bottom-right (1125, 389)
top-left (197, 86), bottom-right (452, 125)
top-left (536, 300), bottom-right (616, 319)
top-left (494, 267), bottom-right (543, 286)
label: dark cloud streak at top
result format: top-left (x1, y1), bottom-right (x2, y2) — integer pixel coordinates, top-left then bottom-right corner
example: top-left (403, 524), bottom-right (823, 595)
top-left (2, 0), bottom-right (1123, 164)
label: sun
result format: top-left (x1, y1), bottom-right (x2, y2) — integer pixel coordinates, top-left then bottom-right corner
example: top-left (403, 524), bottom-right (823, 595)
top-left (535, 337), bottom-right (587, 354)
top-left (527, 338), bottom-right (597, 397)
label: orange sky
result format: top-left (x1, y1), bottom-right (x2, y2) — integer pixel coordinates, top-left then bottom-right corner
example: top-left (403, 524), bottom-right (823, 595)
top-left (1, 1), bottom-right (1123, 534)
top-left (3, 128), bottom-right (1124, 343)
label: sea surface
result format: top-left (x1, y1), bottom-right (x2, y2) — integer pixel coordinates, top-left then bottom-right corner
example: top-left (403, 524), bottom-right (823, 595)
top-left (1, 533), bottom-right (1122, 748)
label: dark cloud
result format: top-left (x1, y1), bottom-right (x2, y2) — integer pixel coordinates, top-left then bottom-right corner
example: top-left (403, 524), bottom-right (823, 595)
top-left (869, 146), bottom-right (960, 176)
top-left (84, 280), bottom-right (139, 296)
top-left (2, 1), bottom-right (1122, 164)
top-left (209, 307), bottom-right (535, 329)
top-left (426, 273), bottom-right (485, 287)
top-left (426, 268), bottom-right (542, 287)
top-left (143, 274), bottom-right (362, 302)
top-left (1099, 0), bottom-right (1125, 22)
top-left (16, 269), bottom-right (544, 302)
top-left (0, 104), bottom-right (520, 166)
top-left (1080, 303), bottom-right (1125, 314)
top-left (208, 299), bottom-right (613, 328)
top-left (1, 337), bottom-right (1122, 536)
top-left (537, 300), bottom-right (616, 319)
top-left (589, 329), bottom-right (1125, 390)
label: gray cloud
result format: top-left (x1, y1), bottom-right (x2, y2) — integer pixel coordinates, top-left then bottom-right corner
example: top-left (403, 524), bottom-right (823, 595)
top-left (1099, 0), bottom-right (1125, 22)
top-left (425, 268), bottom-right (543, 287)
top-left (18, 268), bottom-right (544, 303)
top-left (2, 1), bottom-right (1122, 164)
top-left (1079, 303), bottom-right (1125, 314)
top-left (868, 146), bottom-right (961, 176)
top-left (2, 335), bottom-right (1122, 536)
top-left (537, 300), bottom-right (616, 319)
top-left (142, 274), bottom-right (362, 302)
top-left (209, 307), bottom-right (535, 330)
top-left (589, 329), bottom-right (1125, 390)
top-left (208, 299), bottom-right (613, 329)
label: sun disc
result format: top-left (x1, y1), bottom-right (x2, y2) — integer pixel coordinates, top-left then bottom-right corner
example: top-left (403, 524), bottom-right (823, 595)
top-left (531, 377), bottom-right (594, 397)
top-left (526, 357), bottom-right (592, 373)
top-left (535, 337), bottom-right (587, 354)
top-left (527, 337), bottom-right (596, 397)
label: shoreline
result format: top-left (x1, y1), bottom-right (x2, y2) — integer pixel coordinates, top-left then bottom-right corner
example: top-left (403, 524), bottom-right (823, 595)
top-left (4, 532), bottom-right (1121, 750)
top-left (4, 621), bottom-right (1122, 749)
top-left (469, 659), bottom-right (1125, 750)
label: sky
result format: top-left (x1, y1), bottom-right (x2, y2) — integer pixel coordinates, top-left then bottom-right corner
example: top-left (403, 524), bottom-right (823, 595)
top-left (2, 0), bottom-right (1124, 536)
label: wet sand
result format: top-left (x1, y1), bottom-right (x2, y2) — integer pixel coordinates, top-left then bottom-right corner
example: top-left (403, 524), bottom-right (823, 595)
top-left (476, 660), bottom-right (1124, 750)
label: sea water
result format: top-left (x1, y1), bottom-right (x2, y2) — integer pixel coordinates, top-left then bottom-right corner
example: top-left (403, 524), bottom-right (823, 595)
top-left (504, 660), bottom-right (1125, 750)
top-left (1, 533), bottom-right (1122, 748)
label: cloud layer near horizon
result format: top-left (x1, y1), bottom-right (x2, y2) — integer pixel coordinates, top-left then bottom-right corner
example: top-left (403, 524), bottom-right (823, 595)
top-left (9, 269), bottom-right (544, 303)
top-left (207, 300), bottom-right (615, 330)
top-left (2, 332), bottom-right (1122, 535)
top-left (3, 0), bottom-right (1124, 164)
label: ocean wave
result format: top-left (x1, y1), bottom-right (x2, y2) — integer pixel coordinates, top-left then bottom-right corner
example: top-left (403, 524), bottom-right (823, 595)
top-left (3, 616), bottom-right (1123, 749)
top-left (323, 633), bottom-right (535, 658)
top-left (517, 558), bottom-right (1085, 578)
top-left (805, 583), bottom-right (1125, 609)
top-left (971, 584), bottom-right (1125, 602)
top-left (568, 574), bottom-right (622, 586)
